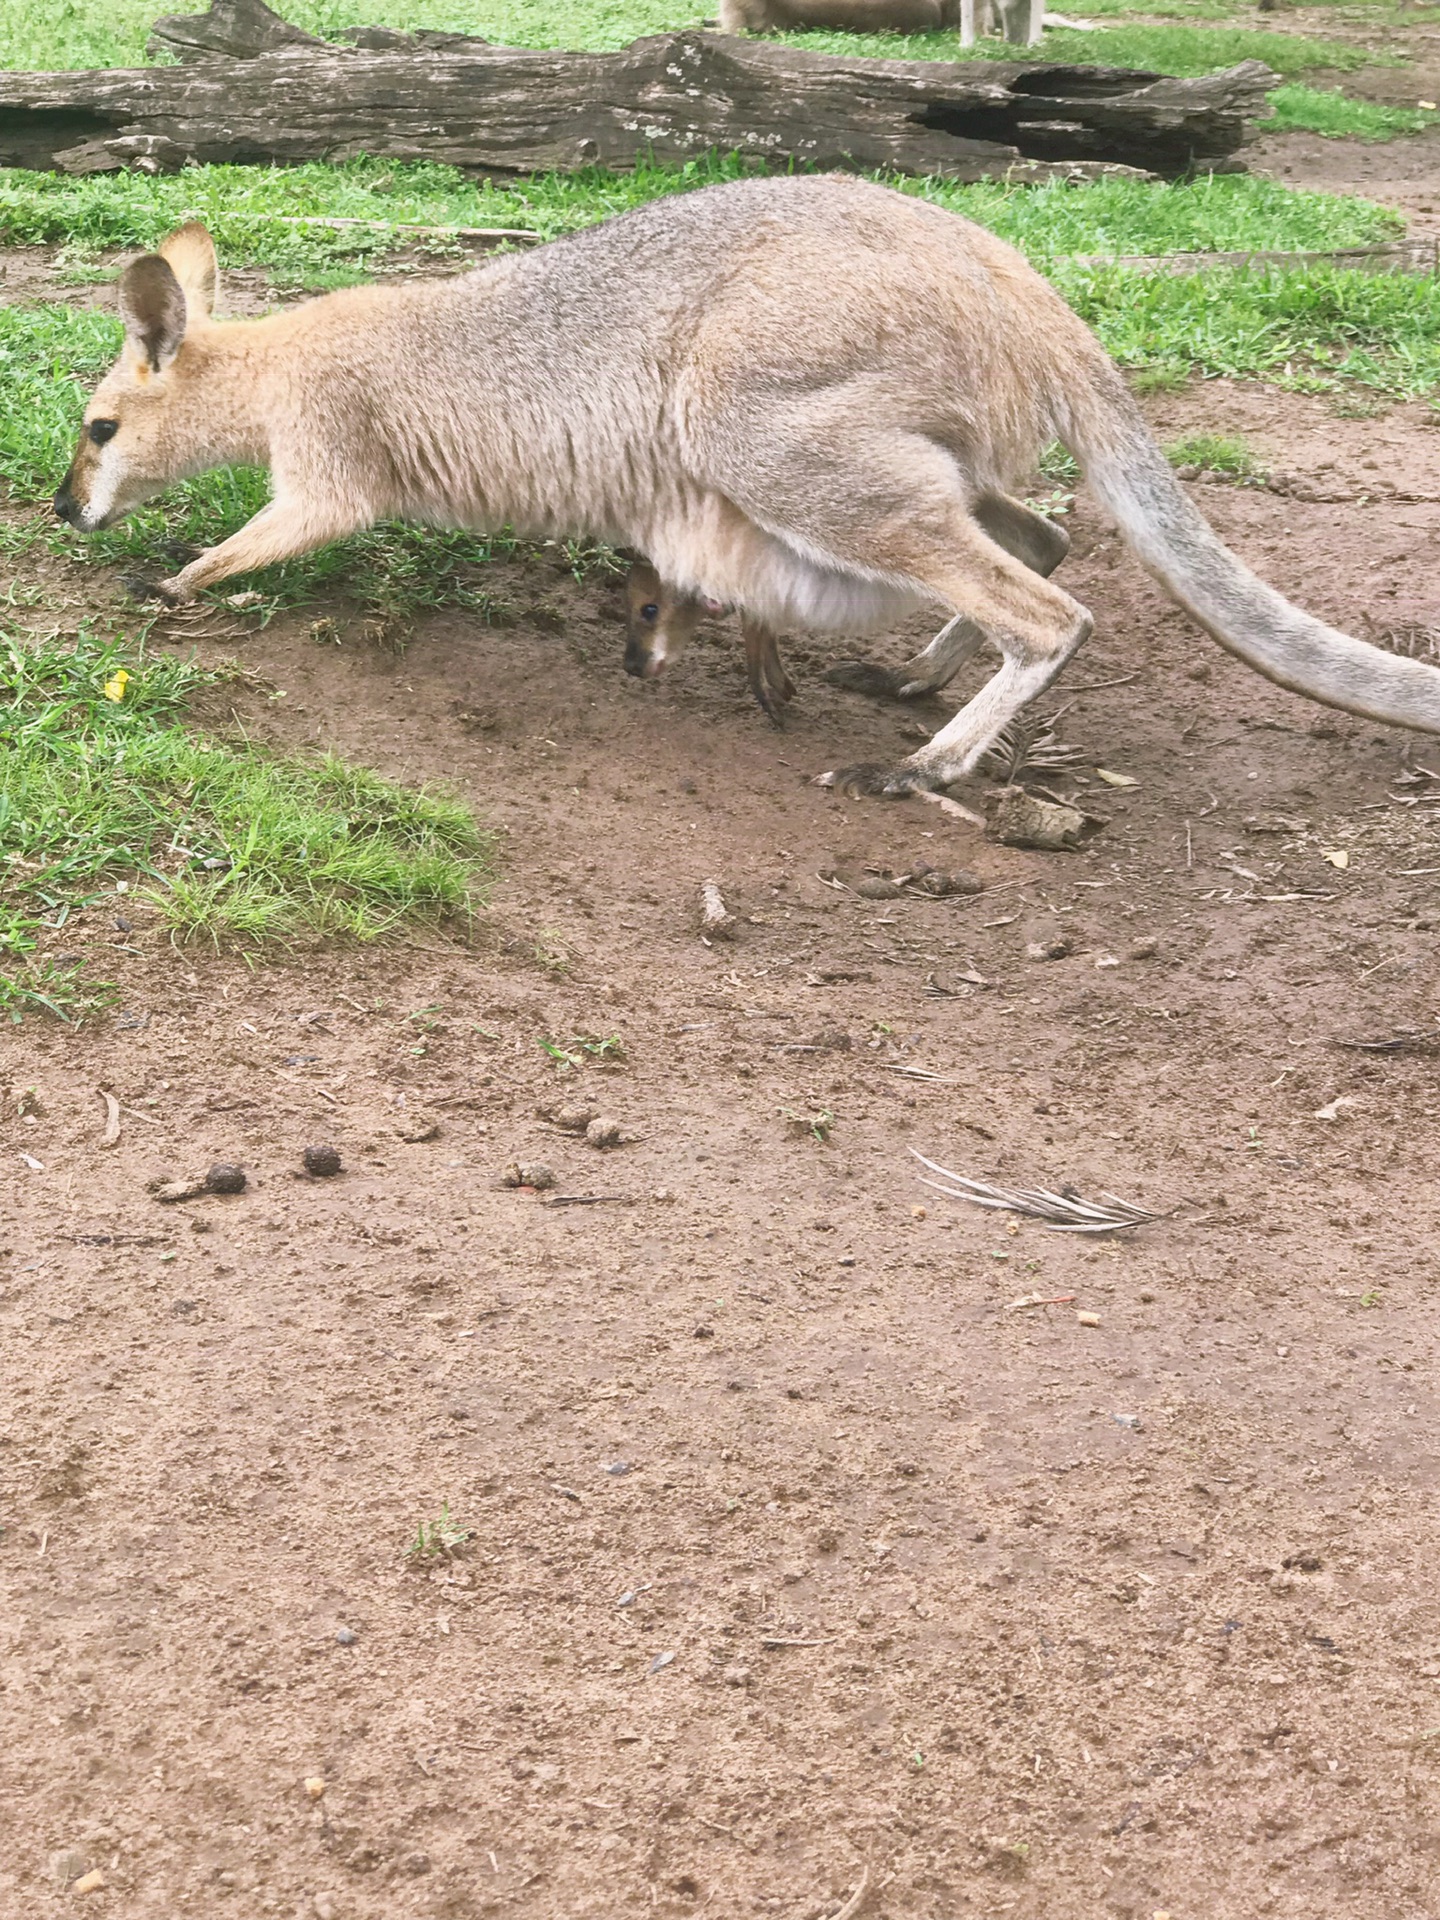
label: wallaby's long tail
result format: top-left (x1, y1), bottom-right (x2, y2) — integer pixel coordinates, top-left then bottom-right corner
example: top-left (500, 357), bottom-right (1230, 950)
top-left (1064, 375), bottom-right (1440, 736)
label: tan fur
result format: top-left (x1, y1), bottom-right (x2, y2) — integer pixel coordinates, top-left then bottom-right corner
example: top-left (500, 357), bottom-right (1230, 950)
top-left (623, 558), bottom-right (795, 725)
top-left (56, 176), bottom-right (1440, 797)
top-left (719, 0), bottom-right (958, 32)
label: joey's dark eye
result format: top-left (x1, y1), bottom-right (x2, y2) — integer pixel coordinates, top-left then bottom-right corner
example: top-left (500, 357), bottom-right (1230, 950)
top-left (88, 419), bottom-right (119, 447)
top-left (640, 603), bottom-right (660, 622)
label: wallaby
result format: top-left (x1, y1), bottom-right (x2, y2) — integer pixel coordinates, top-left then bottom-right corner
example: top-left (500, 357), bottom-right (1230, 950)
top-left (623, 558), bottom-right (797, 724)
top-left (719, 0), bottom-right (959, 31)
top-left (56, 178), bottom-right (1440, 803)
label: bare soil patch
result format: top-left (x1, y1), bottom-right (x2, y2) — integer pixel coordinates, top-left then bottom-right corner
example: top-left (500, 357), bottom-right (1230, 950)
top-left (5, 317), bottom-right (1440, 1916)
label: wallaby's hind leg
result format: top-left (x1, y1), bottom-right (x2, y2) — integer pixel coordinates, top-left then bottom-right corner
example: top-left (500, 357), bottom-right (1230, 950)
top-left (826, 492), bottom-right (1069, 701)
top-left (744, 616), bottom-right (796, 728)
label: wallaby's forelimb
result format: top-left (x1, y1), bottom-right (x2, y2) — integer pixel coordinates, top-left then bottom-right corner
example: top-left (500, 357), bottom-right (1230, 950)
top-left (155, 497), bottom-right (370, 603)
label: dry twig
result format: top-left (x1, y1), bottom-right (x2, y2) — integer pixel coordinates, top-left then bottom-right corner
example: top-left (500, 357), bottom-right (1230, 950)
top-left (823, 1866), bottom-right (872, 1920)
top-left (98, 1089), bottom-right (122, 1148)
top-left (913, 1151), bottom-right (1158, 1233)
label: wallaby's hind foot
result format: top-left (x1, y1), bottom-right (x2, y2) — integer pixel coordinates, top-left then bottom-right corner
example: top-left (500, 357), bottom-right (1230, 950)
top-left (817, 761), bottom-right (944, 798)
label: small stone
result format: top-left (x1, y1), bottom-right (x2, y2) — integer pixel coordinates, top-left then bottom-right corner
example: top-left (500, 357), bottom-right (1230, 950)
top-left (313, 1896), bottom-right (338, 1920)
top-left (150, 1176), bottom-right (208, 1204)
top-left (1093, 951), bottom-right (1120, 969)
top-left (585, 1117), bottom-right (622, 1149)
top-left (73, 1870), bottom-right (106, 1895)
top-left (401, 1853), bottom-right (432, 1876)
top-left (553, 1103), bottom-right (596, 1133)
top-left (916, 867), bottom-right (983, 897)
top-left (988, 784), bottom-right (1089, 851)
top-left (500, 1160), bottom-right (555, 1190)
top-left (50, 1849), bottom-right (89, 1886)
top-left (335, 1626), bottom-right (358, 1646)
top-left (1113, 1412), bottom-right (1141, 1431)
top-left (722, 1664), bottom-right (753, 1689)
top-left (302, 1145), bottom-right (343, 1178)
top-left (603, 1460), bottom-right (632, 1476)
top-left (304, 1776), bottom-right (326, 1799)
top-left (1076, 1310), bottom-right (1102, 1328)
top-left (205, 1162), bottom-right (247, 1195)
top-left (1025, 936), bottom-right (1073, 963)
top-left (855, 877), bottom-right (904, 900)
top-left (649, 1650), bottom-right (676, 1673)
top-left (395, 1113), bottom-right (440, 1143)
top-left (1128, 936), bottom-right (1160, 960)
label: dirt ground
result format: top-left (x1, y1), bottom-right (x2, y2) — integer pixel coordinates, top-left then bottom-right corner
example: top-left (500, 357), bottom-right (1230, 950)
top-left (7, 138), bottom-right (1440, 1920)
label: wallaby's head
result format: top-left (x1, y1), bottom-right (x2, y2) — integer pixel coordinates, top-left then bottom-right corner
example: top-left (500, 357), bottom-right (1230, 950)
top-left (54, 223), bottom-right (220, 533)
top-left (622, 559), bottom-right (722, 679)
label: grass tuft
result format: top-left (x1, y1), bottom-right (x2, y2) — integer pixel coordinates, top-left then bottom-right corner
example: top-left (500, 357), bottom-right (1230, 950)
top-left (1267, 84), bottom-right (1439, 143)
top-left (1166, 431), bottom-right (1261, 478)
top-left (0, 629), bottom-right (492, 1021)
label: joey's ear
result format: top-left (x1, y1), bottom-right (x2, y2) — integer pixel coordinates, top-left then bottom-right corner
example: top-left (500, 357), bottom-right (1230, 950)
top-left (118, 254), bottom-right (188, 373)
top-left (158, 221), bottom-right (219, 321)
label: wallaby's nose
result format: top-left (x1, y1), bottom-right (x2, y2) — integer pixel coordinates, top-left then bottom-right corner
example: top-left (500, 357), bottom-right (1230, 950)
top-left (623, 642), bottom-right (654, 680)
top-left (53, 488), bottom-right (77, 524)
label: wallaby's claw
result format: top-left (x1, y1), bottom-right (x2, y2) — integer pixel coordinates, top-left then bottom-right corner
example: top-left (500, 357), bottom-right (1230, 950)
top-left (160, 539), bottom-right (201, 567)
top-left (123, 573), bottom-right (183, 607)
top-left (818, 761), bottom-right (940, 799)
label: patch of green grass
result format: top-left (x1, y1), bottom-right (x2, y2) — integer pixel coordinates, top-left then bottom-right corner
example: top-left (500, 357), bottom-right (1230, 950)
top-left (1165, 431), bottom-right (1261, 477)
top-left (0, 0), bottom-right (1392, 72)
top-left (0, 628), bottom-right (491, 1021)
top-left (406, 1504), bottom-right (473, 1560)
top-left (1059, 261), bottom-right (1440, 401)
top-left (0, 160), bottom-right (1402, 279)
top-left (771, 21), bottom-right (1388, 74)
top-left (1268, 83), bottom-right (1439, 142)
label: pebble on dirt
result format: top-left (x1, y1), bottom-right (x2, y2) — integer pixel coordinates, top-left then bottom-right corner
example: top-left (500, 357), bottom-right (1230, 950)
top-left (987, 784), bottom-right (1089, 851)
top-left (585, 1117), bottom-right (623, 1149)
top-left (302, 1145), bottom-right (343, 1178)
top-left (553, 1103), bottom-right (597, 1133)
top-left (1077, 1310), bottom-right (1102, 1328)
top-left (335, 1626), bottom-right (358, 1646)
top-left (1026, 936), bottom-right (1074, 962)
top-left (500, 1161), bottom-right (557, 1190)
top-left (205, 1163), bottom-right (248, 1195)
top-left (304, 1776), bottom-right (327, 1799)
top-left (394, 1112), bottom-right (440, 1143)
top-left (73, 1870), bottom-right (106, 1894)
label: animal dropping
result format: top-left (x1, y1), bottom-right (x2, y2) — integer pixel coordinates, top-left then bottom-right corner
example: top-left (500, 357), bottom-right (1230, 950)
top-left (55, 182), bottom-right (1440, 804)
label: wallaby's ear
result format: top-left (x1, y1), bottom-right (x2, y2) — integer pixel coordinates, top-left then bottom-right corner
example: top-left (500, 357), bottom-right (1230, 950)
top-left (119, 255), bottom-right (188, 373)
top-left (158, 222), bottom-right (219, 322)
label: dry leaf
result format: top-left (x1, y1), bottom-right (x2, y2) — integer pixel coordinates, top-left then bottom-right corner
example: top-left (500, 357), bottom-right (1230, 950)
top-left (1321, 849), bottom-right (1349, 870)
top-left (1094, 768), bottom-right (1139, 788)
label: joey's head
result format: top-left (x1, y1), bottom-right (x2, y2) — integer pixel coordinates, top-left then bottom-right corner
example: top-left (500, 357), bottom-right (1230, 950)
top-left (54, 223), bottom-right (220, 533)
top-left (622, 559), bottom-right (722, 680)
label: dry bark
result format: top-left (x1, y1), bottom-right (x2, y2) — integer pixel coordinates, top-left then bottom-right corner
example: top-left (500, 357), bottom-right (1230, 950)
top-left (0, 0), bottom-right (1276, 180)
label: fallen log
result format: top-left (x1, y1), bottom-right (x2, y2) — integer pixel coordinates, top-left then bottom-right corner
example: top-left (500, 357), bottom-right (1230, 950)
top-left (0, 0), bottom-right (1276, 181)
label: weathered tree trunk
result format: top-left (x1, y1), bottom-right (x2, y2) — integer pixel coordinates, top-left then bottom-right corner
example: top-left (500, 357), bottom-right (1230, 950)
top-left (0, 0), bottom-right (1275, 181)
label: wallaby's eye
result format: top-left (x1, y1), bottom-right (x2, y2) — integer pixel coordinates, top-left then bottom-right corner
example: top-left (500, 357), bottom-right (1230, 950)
top-left (88, 419), bottom-right (120, 447)
top-left (640, 603), bottom-right (660, 623)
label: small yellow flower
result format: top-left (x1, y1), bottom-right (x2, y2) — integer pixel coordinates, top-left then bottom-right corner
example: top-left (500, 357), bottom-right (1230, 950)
top-left (103, 669), bottom-right (131, 703)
